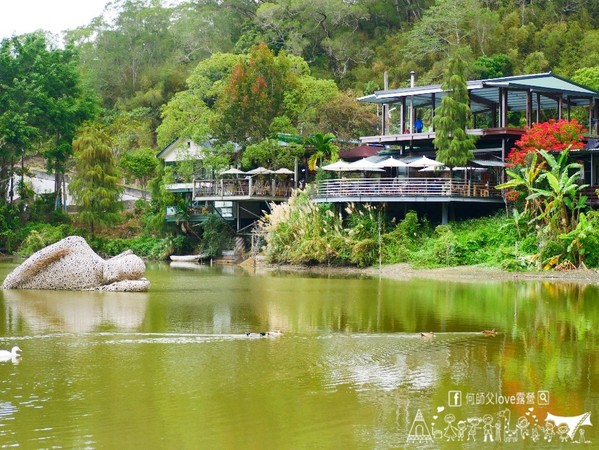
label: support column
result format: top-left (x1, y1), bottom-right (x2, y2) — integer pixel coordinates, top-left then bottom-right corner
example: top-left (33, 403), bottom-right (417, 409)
top-left (441, 203), bottom-right (448, 225)
top-left (526, 90), bottom-right (533, 127)
top-left (431, 93), bottom-right (436, 131)
top-left (400, 97), bottom-right (407, 134)
top-left (500, 88), bottom-right (508, 127)
top-left (409, 71), bottom-right (415, 134)
top-left (558, 96), bottom-right (563, 119)
top-left (382, 71), bottom-right (389, 135)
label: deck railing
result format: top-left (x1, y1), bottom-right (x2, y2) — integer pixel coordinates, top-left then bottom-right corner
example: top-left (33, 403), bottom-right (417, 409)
top-left (191, 177), bottom-right (502, 200)
top-left (193, 178), bottom-right (294, 198)
top-left (312, 178), bottom-right (501, 200)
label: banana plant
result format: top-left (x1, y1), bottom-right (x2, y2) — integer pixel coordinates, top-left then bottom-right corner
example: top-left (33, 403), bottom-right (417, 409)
top-left (496, 151), bottom-right (545, 220)
top-left (529, 149), bottom-right (588, 236)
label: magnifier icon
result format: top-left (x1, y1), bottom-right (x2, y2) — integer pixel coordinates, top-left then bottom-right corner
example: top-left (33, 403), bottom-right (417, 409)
top-left (538, 391), bottom-right (549, 405)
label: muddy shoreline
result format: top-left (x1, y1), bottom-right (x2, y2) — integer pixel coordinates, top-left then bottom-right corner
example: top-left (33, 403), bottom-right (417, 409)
top-left (246, 258), bottom-right (599, 284)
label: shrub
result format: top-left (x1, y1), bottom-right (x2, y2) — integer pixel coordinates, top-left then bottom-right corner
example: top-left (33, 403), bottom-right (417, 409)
top-left (18, 224), bottom-right (74, 256)
top-left (432, 225), bottom-right (459, 266)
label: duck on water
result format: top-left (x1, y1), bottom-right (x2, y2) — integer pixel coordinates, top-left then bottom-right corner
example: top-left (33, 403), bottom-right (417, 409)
top-left (246, 331), bottom-right (283, 338)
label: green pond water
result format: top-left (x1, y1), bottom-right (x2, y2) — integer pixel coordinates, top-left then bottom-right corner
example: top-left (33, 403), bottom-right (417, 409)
top-left (0, 260), bottom-right (598, 449)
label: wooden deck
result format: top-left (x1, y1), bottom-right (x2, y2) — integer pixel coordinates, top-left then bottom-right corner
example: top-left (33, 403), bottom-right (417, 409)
top-left (193, 178), bottom-right (294, 200)
top-left (312, 178), bottom-right (502, 202)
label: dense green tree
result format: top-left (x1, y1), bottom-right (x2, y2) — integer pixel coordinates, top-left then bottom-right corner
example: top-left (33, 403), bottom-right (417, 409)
top-left (170, 1), bottom-right (238, 64)
top-left (119, 147), bottom-right (159, 198)
top-left (252, 0), bottom-right (374, 79)
top-left (216, 43), bottom-right (298, 146)
top-left (311, 90), bottom-right (378, 142)
top-left (105, 108), bottom-right (155, 158)
top-left (473, 54), bottom-right (514, 79)
top-left (433, 52), bottom-right (477, 168)
top-left (572, 66), bottom-right (599, 91)
top-left (71, 0), bottom-right (181, 111)
top-left (403, 0), bottom-right (498, 61)
top-left (156, 52), bottom-right (240, 148)
top-left (156, 90), bottom-right (214, 149)
top-left (0, 37), bottom-right (39, 203)
top-left (0, 33), bottom-right (97, 209)
top-left (70, 125), bottom-right (123, 234)
top-left (242, 139), bottom-right (304, 170)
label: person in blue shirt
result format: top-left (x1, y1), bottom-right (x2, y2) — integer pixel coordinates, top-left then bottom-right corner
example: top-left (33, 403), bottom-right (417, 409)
top-left (415, 117), bottom-right (424, 133)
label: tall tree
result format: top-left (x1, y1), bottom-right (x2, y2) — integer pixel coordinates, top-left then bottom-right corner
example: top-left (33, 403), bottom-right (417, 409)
top-left (70, 125), bottom-right (123, 234)
top-left (0, 37), bottom-right (39, 204)
top-left (0, 33), bottom-right (97, 209)
top-left (70, 0), bottom-right (179, 110)
top-left (119, 147), bottom-right (158, 199)
top-left (433, 52), bottom-right (477, 168)
top-left (216, 43), bottom-right (298, 146)
top-left (403, 0), bottom-right (498, 61)
top-left (156, 52), bottom-right (240, 148)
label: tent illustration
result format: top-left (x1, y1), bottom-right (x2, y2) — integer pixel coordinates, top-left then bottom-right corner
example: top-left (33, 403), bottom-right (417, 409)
top-left (407, 409), bottom-right (434, 444)
top-left (546, 412), bottom-right (592, 441)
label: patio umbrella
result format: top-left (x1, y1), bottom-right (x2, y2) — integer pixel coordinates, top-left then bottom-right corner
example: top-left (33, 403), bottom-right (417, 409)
top-left (346, 158), bottom-right (384, 172)
top-left (376, 157), bottom-right (408, 168)
top-left (321, 160), bottom-right (351, 171)
top-left (407, 156), bottom-right (444, 168)
top-left (247, 167), bottom-right (274, 175)
top-left (419, 166), bottom-right (486, 172)
top-left (274, 168), bottom-right (294, 175)
top-left (376, 156), bottom-right (408, 177)
top-left (220, 168), bottom-right (247, 176)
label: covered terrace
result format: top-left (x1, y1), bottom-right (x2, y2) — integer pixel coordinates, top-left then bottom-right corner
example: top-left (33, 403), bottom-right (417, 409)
top-left (358, 72), bottom-right (599, 158)
top-left (311, 155), bottom-right (504, 223)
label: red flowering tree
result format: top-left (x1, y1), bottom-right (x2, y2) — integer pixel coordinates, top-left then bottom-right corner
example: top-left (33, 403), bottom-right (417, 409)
top-left (506, 119), bottom-right (586, 167)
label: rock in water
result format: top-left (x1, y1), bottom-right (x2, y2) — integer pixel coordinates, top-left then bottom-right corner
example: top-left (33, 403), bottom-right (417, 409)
top-left (2, 236), bottom-right (150, 292)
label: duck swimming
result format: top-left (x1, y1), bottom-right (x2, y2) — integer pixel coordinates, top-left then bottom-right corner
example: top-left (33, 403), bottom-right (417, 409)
top-left (0, 346), bottom-right (22, 361)
top-left (481, 329), bottom-right (497, 336)
top-left (420, 331), bottom-right (434, 339)
top-left (246, 332), bottom-right (267, 338)
top-left (246, 331), bottom-right (283, 338)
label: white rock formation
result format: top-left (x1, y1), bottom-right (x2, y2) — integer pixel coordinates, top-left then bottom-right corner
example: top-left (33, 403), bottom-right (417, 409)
top-left (2, 236), bottom-right (150, 292)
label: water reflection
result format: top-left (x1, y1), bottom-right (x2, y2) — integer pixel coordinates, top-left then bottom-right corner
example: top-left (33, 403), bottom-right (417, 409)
top-left (2, 289), bottom-right (148, 333)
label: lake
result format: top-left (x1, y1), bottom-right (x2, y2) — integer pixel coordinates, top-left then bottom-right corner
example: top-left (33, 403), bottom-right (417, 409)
top-left (0, 260), bottom-right (597, 448)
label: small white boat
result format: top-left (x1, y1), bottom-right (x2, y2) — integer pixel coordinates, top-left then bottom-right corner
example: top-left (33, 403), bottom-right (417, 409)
top-left (169, 254), bottom-right (208, 262)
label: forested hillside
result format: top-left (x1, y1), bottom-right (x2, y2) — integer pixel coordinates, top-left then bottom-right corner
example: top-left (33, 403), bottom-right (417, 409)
top-left (71, 0), bottom-right (599, 168)
top-left (70, 0), bottom-right (599, 105)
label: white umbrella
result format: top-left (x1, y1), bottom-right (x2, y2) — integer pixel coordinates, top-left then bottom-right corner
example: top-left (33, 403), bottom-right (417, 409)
top-left (322, 160), bottom-right (351, 171)
top-left (220, 168), bottom-right (247, 176)
top-left (419, 166), bottom-right (486, 172)
top-left (376, 157), bottom-right (408, 168)
top-left (346, 158), bottom-right (384, 172)
top-left (273, 168), bottom-right (294, 175)
top-left (407, 156), bottom-right (444, 168)
top-left (247, 167), bottom-right (274, 175)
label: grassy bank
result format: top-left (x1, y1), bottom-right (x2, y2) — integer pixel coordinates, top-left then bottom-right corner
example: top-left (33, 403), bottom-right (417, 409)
top-left (258, 190), bottom-right (599, 271)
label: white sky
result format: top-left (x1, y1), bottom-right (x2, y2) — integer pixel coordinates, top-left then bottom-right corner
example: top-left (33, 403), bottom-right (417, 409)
top-left (0, 0), bottom-right (110, 40)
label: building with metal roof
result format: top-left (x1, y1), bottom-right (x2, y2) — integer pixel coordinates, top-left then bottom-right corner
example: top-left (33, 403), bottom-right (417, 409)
top-left (357, 72), bottom-right (599, 162)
